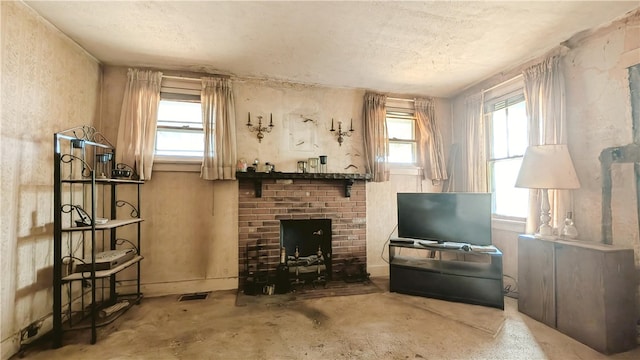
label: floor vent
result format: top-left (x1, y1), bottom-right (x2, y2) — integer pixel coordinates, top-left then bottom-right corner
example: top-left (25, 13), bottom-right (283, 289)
top-left (178, 292), bottom-right (210, 302)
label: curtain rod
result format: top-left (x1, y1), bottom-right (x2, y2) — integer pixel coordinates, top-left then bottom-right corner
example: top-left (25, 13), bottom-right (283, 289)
top-left (481, 74), bottom-right (523, 94)
top-left (162, 75), bottom-right (201, 81)
top-left (161, 71), bottom-right (231, 81)
top-left (387, 97), bottom-right (415, 102)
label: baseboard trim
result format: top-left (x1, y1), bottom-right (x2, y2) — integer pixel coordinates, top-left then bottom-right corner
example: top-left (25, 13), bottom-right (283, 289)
top-left (1, 334), bottom-right (20, 360)
top-left (367, 264), bottom-right (389, 278)
top-left (141, 277), bottom-right (238, 297)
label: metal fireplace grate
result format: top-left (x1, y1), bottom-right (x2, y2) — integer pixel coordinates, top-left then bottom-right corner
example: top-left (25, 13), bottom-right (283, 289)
top-left (178, 292), bottom-right (210, 302)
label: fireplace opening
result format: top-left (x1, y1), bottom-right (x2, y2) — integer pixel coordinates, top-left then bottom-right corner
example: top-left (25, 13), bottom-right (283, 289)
top-left (280, 219), bottom-right (332, 282)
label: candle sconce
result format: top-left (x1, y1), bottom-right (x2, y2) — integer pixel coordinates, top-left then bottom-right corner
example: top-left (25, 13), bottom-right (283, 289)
top-left (246, 112), bottom-right (274, 143)
top-left (330, 118), bottom-right (354, 146)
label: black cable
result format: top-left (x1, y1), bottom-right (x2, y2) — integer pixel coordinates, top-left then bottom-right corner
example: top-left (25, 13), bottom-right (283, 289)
top-left (115, 238), bottom-right (139, 254)
top-left (380, 223), bottom-right (398, 264)
top-left (503, 273), bottom-right (519, 298)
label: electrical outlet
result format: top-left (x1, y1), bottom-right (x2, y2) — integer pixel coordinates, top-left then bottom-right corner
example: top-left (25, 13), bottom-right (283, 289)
top-left (21, 322), bottom-right (40, 341)
top-left (27, 325), bottom-right (38, 338)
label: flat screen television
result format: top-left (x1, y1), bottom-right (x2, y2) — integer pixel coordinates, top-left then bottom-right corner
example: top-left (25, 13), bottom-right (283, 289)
top-left (397, 192), bottom-right (492, 246)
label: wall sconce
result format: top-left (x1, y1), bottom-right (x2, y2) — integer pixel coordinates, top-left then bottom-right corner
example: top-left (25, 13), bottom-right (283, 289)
top-left (330, 118), bottom-right (354, 146)
top-left (247, 112), bottom-right (274, 143)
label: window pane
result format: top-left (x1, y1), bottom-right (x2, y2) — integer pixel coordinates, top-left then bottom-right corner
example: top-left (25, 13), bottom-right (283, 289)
top-left (490, 158), bottom-right (528, 217)
top-left (387, 118), bottom-right (414, 140)
top-left (156, 99), bottom-right (204, 157)
top-left (490, 109), bottom-right (508, 159)
top-left (158, 100), bottom-right (202, 127)
top-left (506, 101), bottom-right (527, 157)
top-left (157, 120), bottom-right (203, 129)
top-left (156, 129), bottom-right (204, 156)
top-left (388, 142), bottom-right (415, 163)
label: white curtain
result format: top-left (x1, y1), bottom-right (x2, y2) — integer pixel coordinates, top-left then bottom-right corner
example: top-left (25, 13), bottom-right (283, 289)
top-left (523, 56), bottom-right (569, 234)
top-left (414, 98), bottom-right (448, 182)
top-left (463, 93), bottom-right (488, 192)
top-left (116, 68), bottom-right (162, 180)
top-left (442, 143), bottom-right (458, 192)
top-left (201, 77), bottom-right (237, 180)
top-left (363, 92), bottom-right (389, 182)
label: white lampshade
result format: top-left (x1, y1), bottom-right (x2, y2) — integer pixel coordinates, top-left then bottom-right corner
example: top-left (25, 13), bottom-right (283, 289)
top-left (515, 144), bottom-right (580, 190)
top-left (515, 144), bottom-right (580, 237)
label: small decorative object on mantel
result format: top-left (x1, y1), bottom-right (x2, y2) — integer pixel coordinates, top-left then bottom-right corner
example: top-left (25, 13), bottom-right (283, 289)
top-left (246, 112), bottom-right (274, 142)
top-left (308, 157), bottom-right (319, 173)
top-left (297, 160), bottom-right (308, 173)
top-left (236, 158), bottom-right (248, 172)
top-left (330, 118), bottom-right (354, 146)
top-left (319, 155), bottom-right (328, 173)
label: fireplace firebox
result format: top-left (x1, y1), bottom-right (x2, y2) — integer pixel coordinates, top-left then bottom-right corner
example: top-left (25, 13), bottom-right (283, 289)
top-left (280, 219), bottom-right (332, 281)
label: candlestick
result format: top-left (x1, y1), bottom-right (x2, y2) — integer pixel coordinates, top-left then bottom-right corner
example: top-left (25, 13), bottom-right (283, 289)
top-left (329, 118), bottom-right (355, 146)
top-left (246, 112), bottom-right (274, 142)
top-left (270, 113), bottom-right (273, 127)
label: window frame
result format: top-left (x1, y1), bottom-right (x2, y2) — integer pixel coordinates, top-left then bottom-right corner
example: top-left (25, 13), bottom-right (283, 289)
top-left (385, 100), bottom-right (418, 167)
top-left (153, 76), bottom-right (204, 165)
top-left (484, 84), bottom-right (528, 220)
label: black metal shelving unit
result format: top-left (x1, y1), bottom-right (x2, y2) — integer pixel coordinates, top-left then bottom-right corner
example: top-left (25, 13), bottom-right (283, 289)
top-left (53, 125), bottom-right (144, 348)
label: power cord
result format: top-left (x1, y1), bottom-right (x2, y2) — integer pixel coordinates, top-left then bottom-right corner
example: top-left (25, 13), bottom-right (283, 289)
top-left (115, 238), bottom-right (139, 254)
top-left (503, 274), bottom-right (519, 299)
top-left (380, 223), bottom-right (398, 264)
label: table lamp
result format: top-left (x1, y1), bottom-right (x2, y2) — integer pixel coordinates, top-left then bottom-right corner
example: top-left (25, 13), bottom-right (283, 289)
top-left (515, 144), bottom-right (580, 237)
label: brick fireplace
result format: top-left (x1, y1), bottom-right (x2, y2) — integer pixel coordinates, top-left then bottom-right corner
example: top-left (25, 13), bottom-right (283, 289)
top-left (237, 174), bottom-right (368, 286)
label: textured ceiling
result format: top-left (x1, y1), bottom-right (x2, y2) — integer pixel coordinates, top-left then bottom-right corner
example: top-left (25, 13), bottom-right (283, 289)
top-left (25, 1), bottom-right (639, 97)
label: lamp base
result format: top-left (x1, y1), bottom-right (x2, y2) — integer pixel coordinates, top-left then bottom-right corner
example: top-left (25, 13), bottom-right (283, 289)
top-left (538, 223), bottom-right (553, 236)
top-left (534, 233), bottom-right (558, 240)
top-left (533, 222), bottom-right (556, 239)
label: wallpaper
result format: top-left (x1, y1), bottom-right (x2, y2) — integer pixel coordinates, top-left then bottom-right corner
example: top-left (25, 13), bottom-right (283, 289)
top-left (1, 2), bottom-right (101, 357)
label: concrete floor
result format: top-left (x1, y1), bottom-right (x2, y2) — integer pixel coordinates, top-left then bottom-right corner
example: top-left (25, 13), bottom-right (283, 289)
top-left (17, 278), bottom-right (640, 359)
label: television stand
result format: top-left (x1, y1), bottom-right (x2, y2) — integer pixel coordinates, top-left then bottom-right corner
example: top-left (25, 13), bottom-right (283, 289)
top-left (389, 239), bottom-right (504, 309)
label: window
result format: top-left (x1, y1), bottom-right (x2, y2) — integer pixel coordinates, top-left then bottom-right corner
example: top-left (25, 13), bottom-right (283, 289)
top-left (155, 77), bottom-right (203, 160)
top-left (486, 90), bottom-right (529, 218)
top-left (386, 99), bottom-right (416, 165)
top-left (156, 100), bottom-right (203, 157)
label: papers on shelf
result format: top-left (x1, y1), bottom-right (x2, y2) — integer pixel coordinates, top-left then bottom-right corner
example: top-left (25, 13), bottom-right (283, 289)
top-left (469, 245), bottom-right (498, 253)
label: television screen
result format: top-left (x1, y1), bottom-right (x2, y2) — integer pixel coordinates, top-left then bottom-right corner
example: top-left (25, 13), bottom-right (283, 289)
top-left (397, 192), bottom-right (492, 246)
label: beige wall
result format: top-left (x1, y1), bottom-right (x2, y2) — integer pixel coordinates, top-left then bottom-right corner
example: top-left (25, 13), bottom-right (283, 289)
top-left (1, 2), bottom-right (102, 358)
top-left (450, 11), bottom-right (640, 284)
top-left (367, 98), bottom-right (452, 276)
top-left (565, 13), bottom-right (639, 252)
top-left (101, 67), bottom-right (452, 293)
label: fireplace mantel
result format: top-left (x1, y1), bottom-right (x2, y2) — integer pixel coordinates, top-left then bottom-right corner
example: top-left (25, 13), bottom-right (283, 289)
top-left (236, 171), bottom-right (371, 197)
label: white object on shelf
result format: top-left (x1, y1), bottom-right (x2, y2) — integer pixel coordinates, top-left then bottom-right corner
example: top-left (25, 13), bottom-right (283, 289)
top-left (100, 300), bottom-right (130, 318)
top-left (62, 256), bottom-right (143, 281)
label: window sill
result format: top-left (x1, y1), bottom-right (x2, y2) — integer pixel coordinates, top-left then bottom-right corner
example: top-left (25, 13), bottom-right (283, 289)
top-left (153, 157), bottom-right (201, 173)
top-left (389, 165), bottom-right (422, 176)
top-left (491, 216), bottom-right (526, 233)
